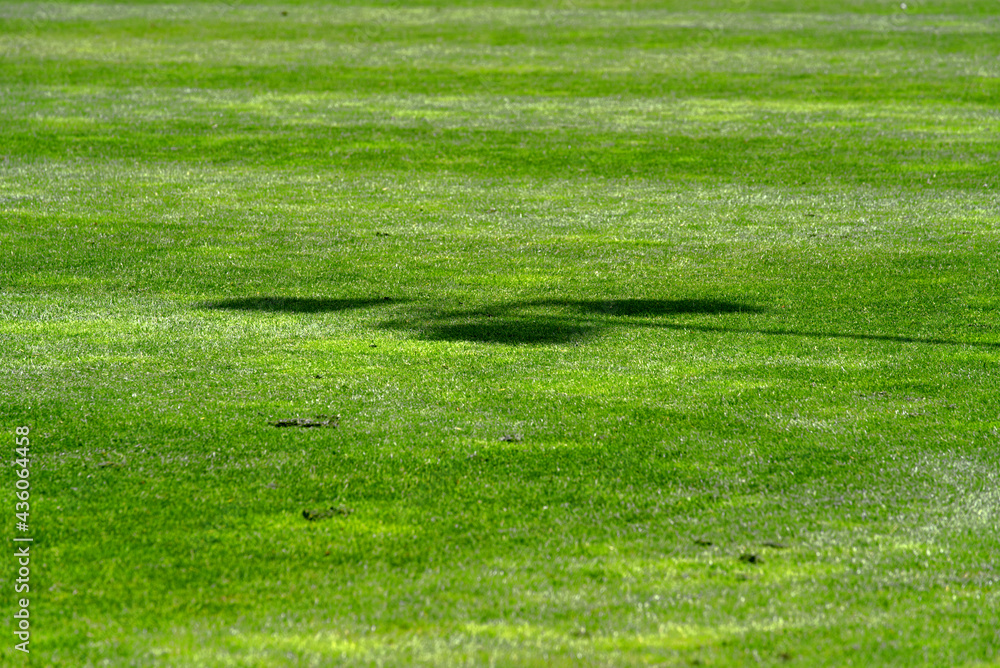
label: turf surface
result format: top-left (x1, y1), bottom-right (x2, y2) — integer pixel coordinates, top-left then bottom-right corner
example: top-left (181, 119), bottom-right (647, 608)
top-left (1, 1), bottom-right (999, 665)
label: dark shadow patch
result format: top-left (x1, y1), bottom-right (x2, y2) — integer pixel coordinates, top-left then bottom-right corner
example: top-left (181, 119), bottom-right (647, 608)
top-left (558, 298), bottom-right (763, 317)
top-left (271, 416), bottom-right (339, 428)
top-left (303, 505), bottom-right (352, 521)
top-left (419, 298), bottom-right (762, 322)
top-left (420, 319), bottom-right (594, 345)
top-left (378, 297), bottom-right (759, 346)
top-left (198, 296), bottom-right (399, 313)
top-left (199, 294), bottom-right (995, 349)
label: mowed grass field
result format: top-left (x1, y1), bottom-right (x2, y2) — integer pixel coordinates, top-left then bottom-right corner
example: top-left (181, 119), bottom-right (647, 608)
top-left (2, 0), bottom-right (999, 665)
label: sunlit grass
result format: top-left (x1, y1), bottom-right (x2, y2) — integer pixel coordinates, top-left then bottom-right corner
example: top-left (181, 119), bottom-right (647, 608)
top-left (1, 0), bottom-right (999, 665)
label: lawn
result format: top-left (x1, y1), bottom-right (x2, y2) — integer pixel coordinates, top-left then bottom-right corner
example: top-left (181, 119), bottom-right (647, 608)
top-left (1, 0), bottom-right (999, 665)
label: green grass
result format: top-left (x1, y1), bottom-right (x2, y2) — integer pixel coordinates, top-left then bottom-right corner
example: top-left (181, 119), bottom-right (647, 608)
top-left (1, 1), bottom-right (999, 665)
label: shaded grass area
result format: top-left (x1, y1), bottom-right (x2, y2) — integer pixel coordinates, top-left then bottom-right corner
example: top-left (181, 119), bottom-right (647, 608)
top-left (1, 0), bottom-right (999, 666)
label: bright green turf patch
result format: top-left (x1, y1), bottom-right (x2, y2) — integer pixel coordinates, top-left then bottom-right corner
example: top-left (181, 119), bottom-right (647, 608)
top-left (1, 1), bottom-right (999, 666)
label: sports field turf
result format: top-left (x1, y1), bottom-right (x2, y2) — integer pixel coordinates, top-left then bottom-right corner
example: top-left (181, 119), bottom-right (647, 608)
top-left (1, 1), bottom-right (999, 665)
